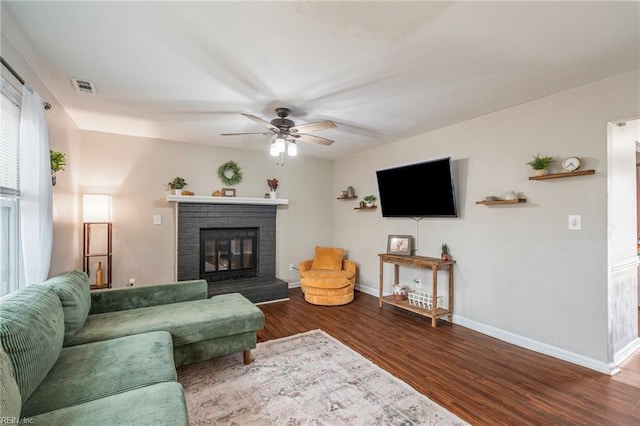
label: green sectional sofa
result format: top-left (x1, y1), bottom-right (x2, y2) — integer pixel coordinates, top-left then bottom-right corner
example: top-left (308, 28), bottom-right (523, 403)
top-left (0, 270), bottom-right (265, 425)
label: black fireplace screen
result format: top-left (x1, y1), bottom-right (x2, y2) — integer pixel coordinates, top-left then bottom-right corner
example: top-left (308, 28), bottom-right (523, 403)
top-left (200, 227), bottom-right (258, 282)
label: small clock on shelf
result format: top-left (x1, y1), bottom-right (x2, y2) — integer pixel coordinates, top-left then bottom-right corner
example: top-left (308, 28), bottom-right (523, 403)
top-left (561, 157), bottom-right (581, 172)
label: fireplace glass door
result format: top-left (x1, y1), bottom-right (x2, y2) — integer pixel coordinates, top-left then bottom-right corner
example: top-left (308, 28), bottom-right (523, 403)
top-left (201, 228), bottom-right (257, 281)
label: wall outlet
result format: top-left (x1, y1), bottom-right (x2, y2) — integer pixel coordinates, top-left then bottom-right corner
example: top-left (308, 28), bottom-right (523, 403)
top-left (568, 214), bottom-right (581, 230)
top-left (128, 278), bottom-right (135, 287)
top-left (289, 263), bottom-right (294, 271)
top-left (153, 214), bottom-right (162, 225)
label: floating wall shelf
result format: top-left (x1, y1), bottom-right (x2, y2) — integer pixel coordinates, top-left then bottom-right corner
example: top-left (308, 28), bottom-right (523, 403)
top-left (337, 196), bottom-right (358, 200)
top-left (354, 206), bottom-right (377, 211)
top-left (528, 169), bottom-right (595, 181)
top-left (476, 198), bottom-right (527, 206)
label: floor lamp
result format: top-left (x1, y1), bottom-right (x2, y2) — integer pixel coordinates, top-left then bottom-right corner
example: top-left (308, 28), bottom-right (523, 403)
top-left (83, 194), bottom-right (112, 289)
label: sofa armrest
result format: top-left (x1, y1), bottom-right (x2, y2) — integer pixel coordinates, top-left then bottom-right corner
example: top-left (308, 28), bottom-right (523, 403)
top-left (89, 280), bottom-right (207, 314)
top-left (343, 259), bottom-right (357, 275)
top-left (299, 260), bottom-right (314, 273)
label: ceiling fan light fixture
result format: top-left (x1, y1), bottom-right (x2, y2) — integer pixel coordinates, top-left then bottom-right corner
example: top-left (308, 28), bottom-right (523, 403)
top-left (287, 140), bottom-right (298, 156)
top-left (222, 108), bottom-right (336, 159)
top-left (269, 142), bottom-right (279, 156)
top-left (274, 137), bottom-right (286, 153)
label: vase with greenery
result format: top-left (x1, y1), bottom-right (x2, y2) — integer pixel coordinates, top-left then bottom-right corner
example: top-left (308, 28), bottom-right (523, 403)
top-left (50, 150), bottom-right (67, 186)
top-left (526, 154), bottom-right (554, 176)
top-left (363, 194), bottom-right (377, 207)
top-left (168, 177), bottom-right (187, 194)
top-left (441, 243), bottom-right (450, 261)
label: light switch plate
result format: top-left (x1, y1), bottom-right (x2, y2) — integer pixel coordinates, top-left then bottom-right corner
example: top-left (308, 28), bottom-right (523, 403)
top-left (153, 214), bottom-right (162, 225)
top-left (568, 215), bottom-right (581, 230)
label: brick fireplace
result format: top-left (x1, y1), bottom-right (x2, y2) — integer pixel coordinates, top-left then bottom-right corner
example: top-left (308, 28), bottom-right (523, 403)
top-left (175, 200), bottom-right (288, 303)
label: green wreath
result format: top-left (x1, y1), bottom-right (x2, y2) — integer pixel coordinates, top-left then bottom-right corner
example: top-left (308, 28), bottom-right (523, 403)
top-left (217, 161), bottom-right (243, 186)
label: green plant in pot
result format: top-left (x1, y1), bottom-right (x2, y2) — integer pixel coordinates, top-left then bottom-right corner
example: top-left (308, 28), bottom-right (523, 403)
top-left (363, 194), bottom-right (377, 207)
top-left (168, 177), bottom-right (187, 194)
top-left (50, 150), bottom-right (67, 186)
top-left (441, 243), bottom-right (450, 261)
top-left (526, 154), bottom-right (554, 176)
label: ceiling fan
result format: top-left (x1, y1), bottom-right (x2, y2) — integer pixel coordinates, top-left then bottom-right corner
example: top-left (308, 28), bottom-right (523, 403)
top-left (221, 107), bottom-right (336, 156)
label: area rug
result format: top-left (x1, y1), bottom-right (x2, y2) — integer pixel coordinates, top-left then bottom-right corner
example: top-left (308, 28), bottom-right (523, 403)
top-left (177, 330), bottom-right (469, 425)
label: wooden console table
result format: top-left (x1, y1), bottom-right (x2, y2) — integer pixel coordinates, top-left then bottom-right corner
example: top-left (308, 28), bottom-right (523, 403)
top-left (378, 253), bottom-right (455, 327)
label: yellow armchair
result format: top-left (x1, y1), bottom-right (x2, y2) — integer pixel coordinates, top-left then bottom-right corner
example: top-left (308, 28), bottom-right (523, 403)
top-left (299, 247), bottom-right (357, 305)
top-left (299, 259), bottom-right (357, 285)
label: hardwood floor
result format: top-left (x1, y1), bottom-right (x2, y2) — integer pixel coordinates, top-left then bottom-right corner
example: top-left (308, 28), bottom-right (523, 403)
top-left (257, 289), bottom-right (640, 425)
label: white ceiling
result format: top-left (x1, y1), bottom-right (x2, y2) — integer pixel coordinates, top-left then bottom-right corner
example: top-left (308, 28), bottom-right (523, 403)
top-left (2, 1), bottom-right (638, 160)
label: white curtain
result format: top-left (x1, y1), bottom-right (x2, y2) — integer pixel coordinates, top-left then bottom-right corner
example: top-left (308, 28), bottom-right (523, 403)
top-left (19, 84), bottom-right (52, 286)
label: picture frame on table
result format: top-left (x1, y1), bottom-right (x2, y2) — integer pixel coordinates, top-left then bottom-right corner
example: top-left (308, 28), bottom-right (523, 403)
top-left (222, 188), bottom-right (236, 197)
top-left (387, 235), bottom-right (412, 255)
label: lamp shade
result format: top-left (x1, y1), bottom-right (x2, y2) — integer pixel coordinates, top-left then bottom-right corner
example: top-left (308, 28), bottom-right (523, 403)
top-left (83, 194), bottom-right (112, 222)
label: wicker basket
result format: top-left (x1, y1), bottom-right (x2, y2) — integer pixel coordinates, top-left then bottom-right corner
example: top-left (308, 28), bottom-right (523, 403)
top-left (407, 291), bottom-right (444, 310)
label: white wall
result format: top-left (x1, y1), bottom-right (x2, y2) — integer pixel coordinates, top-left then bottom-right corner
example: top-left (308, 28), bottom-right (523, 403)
top-left (335, 70), bottom-right (640, 369)
top-left (74, 130), bottom-right (334, 287)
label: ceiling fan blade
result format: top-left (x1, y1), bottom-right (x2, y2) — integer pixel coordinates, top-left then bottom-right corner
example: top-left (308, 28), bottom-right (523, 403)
top-left (294, 133), bottom-right (334, 146)
top-left (242, 113), bottom-right (279, 131)
top-left (220, 132), bottom-right (273, 136)
top-left (290, 120), bottom-right (336, 134)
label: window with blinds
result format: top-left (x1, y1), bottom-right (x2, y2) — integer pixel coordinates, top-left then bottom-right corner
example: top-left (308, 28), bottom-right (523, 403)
top-left (1, 75), bottom-right (22, 295)
top-left (1, 77), bottom-right (21, 196)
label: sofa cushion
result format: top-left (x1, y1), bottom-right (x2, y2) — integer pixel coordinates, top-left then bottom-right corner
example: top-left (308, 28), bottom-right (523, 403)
top-left (22, 331), bottom-right (177, 417)
top-left (41, 270), bottom-right (91, 343)
top-left (65, 293), bottom-right (265, 348)
top-left (0, 285), bottom-right (64, 402)
top-left (311, 246), bottom-right (344, 271)
top-left (301, 277), bottom-right (353, 290)
top-left (0, 346), bottom-right (21, 420)
top-left (27, 382), bottom-right (189, 426)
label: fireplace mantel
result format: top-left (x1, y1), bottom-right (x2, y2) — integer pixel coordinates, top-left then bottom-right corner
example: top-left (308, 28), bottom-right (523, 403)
top-left (167, 195), bottom-right (288, 205)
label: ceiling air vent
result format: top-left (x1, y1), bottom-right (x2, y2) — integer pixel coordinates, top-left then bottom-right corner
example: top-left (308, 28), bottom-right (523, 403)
top-left (70, 78), bottom-right (97, 95)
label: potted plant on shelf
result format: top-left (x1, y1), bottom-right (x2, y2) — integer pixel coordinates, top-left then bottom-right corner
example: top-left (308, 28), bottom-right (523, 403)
top-left (168, 177), bottom-right (188, 195)
top-left (526, 154), bottom-right (554, 176)
top-left (50, 149), bottom-right (67, 186)
top-left (441, 243), bottom-right (450, 261)
top-left (363, 195), bottom-right (377, 207)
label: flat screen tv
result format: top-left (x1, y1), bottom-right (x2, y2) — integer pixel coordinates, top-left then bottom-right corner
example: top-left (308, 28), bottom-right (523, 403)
top-left (376, 157), bottom-right (457, 218)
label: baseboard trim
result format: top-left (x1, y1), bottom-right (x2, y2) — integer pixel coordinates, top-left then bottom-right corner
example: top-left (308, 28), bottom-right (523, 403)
top-left (255, 297), bottom-right (289, 305)
top-left (356, 283), bottom-right (381, 297)
top-left (453, 314), bottom-right (618, 375)
top-left (614, 336), bottom-right (640, 367)
top-left (288, 281), bottom-right (301, 289)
